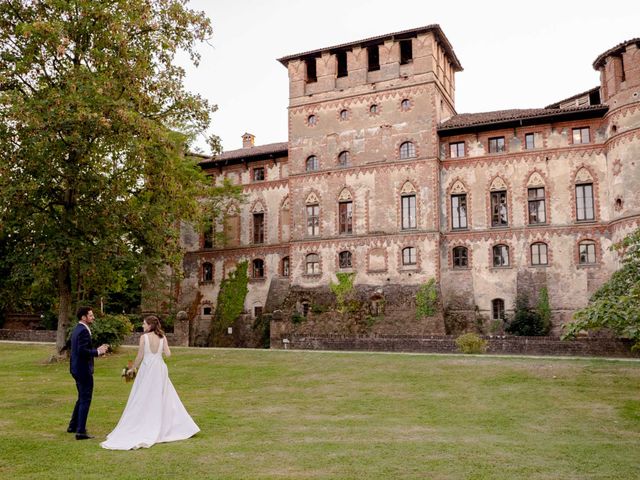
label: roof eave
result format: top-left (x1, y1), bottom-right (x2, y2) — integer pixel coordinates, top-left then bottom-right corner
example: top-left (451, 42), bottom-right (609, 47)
top-left (198, 148), bottom-right (289, 169)
top-left (437, 106), bottom-right (609, 136)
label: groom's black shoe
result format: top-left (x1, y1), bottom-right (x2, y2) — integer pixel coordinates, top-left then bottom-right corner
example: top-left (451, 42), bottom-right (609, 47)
top-left (67, 427), bottom-right (75, 433)
top-left (75, 433), bottom-right (94, 440)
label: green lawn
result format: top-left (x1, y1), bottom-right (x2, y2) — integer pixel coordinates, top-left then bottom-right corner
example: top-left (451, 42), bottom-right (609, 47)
top-left (0, 343), bottom-right (638, 480)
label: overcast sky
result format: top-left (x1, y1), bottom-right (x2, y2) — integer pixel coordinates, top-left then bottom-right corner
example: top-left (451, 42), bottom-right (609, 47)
top-left (181, 0), bottom-right (639, 153)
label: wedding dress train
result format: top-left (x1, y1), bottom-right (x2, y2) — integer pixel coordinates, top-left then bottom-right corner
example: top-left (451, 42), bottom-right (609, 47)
top-left (101, 334), bottom-right (199, 450)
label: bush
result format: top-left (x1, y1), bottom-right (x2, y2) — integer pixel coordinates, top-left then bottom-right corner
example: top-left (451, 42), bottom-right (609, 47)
top-left (291, 312), bottom-right (305, 324)
top-left (216, 261), bottom-right (249, 329)
top-left (489, 319), bottom-right (505, 334)
top-left (252, 313), bottom-right (270, 349)
top-left (311, 303), bottom-right (328, 314)
top-left (537, 286), bottom-right (552, 334)
top-left (455, 333), bottom-right (487, 354)
top-left (67, 314), bottom-right (133, 351)
top-left (126, 313), bottom-right (144, 332)
top-left (365, 315), bottom-right (383, 329)
top-left (161, 313), bottom-right (175, 333)
top-left (506, 291), bottom-right (551, 336)
top-left (416, 279), bottom-right (438, 319)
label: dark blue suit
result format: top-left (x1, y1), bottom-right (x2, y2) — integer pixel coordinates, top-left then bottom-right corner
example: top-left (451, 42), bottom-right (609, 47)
top-left (68, 323), bottom-right (98, 434)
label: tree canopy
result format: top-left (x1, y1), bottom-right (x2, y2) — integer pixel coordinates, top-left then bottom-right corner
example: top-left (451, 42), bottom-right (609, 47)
top-left (563, 228), bottom-right (640, 350)
top-left (0, 0), bottom-right (239, 352)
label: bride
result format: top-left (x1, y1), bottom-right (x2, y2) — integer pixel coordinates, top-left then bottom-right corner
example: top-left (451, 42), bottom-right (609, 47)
top-left (101, 315), bottom-right (199, 450)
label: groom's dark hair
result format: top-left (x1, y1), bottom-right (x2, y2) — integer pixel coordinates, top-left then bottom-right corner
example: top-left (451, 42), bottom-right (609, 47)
top-left (76, 306), bottom-right (92, 321)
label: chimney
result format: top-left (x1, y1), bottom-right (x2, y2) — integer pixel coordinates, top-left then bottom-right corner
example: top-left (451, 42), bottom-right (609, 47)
top-left (242, 132), bottom-right (255, 148)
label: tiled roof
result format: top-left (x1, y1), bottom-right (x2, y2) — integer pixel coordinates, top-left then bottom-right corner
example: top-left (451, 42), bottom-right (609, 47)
top-left (200, 141), bottom-right (288, 165)
top-left (277, 24), bottom-right (463, 71)
top-left (593, 38), bottom-right (640, 69)
top-left (438, 104), bottom-right (607, 131)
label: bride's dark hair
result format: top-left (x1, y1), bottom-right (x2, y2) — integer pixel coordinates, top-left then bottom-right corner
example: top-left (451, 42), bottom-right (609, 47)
top-left (144, 315), bottom-right (165, 338)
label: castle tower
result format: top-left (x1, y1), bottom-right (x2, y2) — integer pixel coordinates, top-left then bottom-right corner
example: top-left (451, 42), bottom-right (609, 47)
top-left (594, 39), bottom-right (640, 245)
top-left (277, 25), bottom-right (462, 289)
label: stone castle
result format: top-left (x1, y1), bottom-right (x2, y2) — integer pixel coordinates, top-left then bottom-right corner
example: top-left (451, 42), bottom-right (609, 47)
top-left (175, 25), bottom-right (640, 346)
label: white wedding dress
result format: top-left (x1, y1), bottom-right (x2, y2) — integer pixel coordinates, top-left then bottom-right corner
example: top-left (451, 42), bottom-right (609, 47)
top-left (101, 334), bottom-right (199, 450)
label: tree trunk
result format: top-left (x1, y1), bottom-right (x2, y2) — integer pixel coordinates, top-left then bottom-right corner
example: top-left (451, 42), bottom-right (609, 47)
top-left (56, 259), bottom-right (72, 354)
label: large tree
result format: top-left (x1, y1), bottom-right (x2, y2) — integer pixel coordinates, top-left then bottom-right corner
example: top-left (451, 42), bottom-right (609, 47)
top-left (563, 227), bottom-right (640, 350)
top-left (0, 0), bottom-right (236, 353)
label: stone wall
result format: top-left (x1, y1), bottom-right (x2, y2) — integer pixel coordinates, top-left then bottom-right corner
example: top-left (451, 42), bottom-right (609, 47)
top-left (0, 329), bottom-right (182, 346)
top-left (4, 328), bottom-right (636, 359)
top-left (270, 330), bottom-right (639, 358)
top-left (0, 329), bottom-right (57, 342)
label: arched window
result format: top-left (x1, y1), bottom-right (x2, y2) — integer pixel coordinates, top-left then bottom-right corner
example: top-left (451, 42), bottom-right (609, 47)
top-left (252, 212), bottom-right (264, 244)
top-left (400, 181), bottom-right (417, 230)
top-left (338, 150), bottom-right (350, 167)
top-left (399, 141), bottom-right (416, 159)
top-left (402, 247), bottom-right (416, 266)
top-left (252, 259), bottom-right (264, 278)
top-left (306, 203), bottom-right (319, 236)
top-left (492, 299), bottom-right (505, 320)
top-left (369, 104), bottom-right (378, 114)
top-left (338, 199), bottom-right (353, 234)
top-left (531, 242), bottom-right (548, 266)
top-left (528, 187), bottom-right (546, 224)
top-left (451, 193), bottom-right (468, 230)
top-left (307, 114), bottom-right (317, 126)
top-left (400, 99), bottom-right (411, 111)
top-left (579, 240), bottom-right (596, 264)
top-left (576, 183), bottom-right (595, 221)
top-left (338, 251), bottom-right (353, 269)
top-left (281, 256), bottom-right (290, 277)
top-left (492, 245), bottom-right (509, 267)
top-left (306, 155), bottom-right (318, 172)
top-left (202, 262), bottom-right (213, 282)
top-left (339, 109), bottom-right (349, 120)
top-left (491, 190), bottom-right (508, 226)
top-left (306, 253), bottom-right (320, 274)
top-left (453, 246), bottom-right (468, 268)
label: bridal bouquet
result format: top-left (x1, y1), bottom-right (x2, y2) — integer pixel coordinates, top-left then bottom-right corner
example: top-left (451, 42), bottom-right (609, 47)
top-left (121, 360), bottom-right (136, 383)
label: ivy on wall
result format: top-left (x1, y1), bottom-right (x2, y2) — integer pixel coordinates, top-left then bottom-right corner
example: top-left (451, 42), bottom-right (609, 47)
top-left (416, 278), bottom-right (438, 319)
top-left (216, 261), bottom-right (249, 329)
top-left (329, 272), bottom-right (355, 313)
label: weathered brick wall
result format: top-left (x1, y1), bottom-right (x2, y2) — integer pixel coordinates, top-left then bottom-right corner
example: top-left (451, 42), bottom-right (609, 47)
top-left (439, 114), bottom-right (617, 331)
top-left (275, 283), bottom-right (445, 336)
top-left (272, 333), bottom-right (639, 358)
top-left (0, 329), bottom-right (57, 342)
top-left (172, 33), bottom-right (640, 345)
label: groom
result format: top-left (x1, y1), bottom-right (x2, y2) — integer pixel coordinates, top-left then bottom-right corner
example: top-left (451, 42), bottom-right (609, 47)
top-left (68, 307), bottom-right (109, 440)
